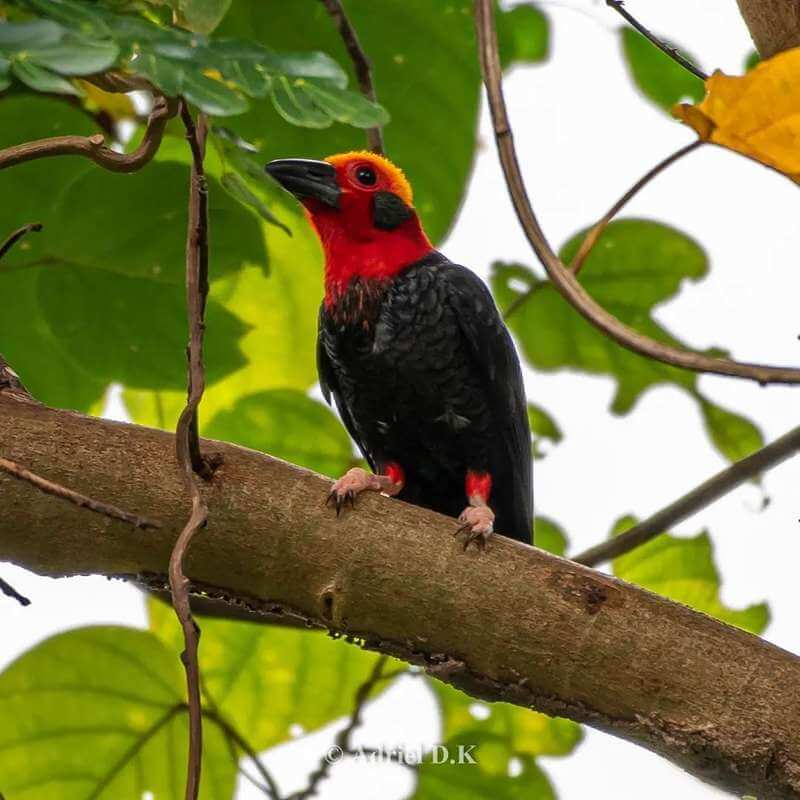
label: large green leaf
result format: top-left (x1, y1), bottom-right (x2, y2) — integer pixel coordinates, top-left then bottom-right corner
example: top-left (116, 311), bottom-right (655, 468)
top-left (491, 219), bottom-right (765, 462)
top-left (217, 0), bottom-right (549, 244)
top-left (148, 599), bottom-right (397, 751)
top-left (533, 515), bottom-right (568, 557)
top-left (414, 680), bottom-right (580, 799)
top-left (0, 98), bottom-right (260, 401)
top-left (205, 389), bottom-right (354, 476)
top-left (0, 627), bottom-right (236, 800)
top-left (414, 749), bottom-right (554, 800)
top-left (620, 28), bottom-right (704, 111)
top-left (528, 402), bottom-right (562, 459)
top-left (611, 516), bottom-right (769, 633)
top-left (166, 0), bottom-right (233, 34)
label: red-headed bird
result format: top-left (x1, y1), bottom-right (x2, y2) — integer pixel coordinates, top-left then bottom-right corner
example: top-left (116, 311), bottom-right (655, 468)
top-left (266, 151), bottom-right (532, 547)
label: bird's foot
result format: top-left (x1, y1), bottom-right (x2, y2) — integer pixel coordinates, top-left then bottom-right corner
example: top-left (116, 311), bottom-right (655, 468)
top-left (326, 467), bottom-right (402, 516)
top-left (454, 505), bottom-right (495, 551)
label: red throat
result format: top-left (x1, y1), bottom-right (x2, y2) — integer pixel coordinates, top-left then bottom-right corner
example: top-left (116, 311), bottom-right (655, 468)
top-left (307, 205), bottom-right (433, 307)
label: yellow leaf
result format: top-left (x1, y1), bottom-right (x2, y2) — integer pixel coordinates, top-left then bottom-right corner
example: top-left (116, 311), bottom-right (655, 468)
top-left (673, 47), bottom-right (800, 180)
top-left (74, 79), bottom-right (135, 120)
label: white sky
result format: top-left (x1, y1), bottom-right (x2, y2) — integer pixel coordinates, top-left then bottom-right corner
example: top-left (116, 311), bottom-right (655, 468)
top-left (3, 0), bottom-right (799, 798)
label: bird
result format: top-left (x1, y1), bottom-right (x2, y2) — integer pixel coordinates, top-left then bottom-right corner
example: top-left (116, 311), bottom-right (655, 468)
top-left (265, 151), bottom-right (532, 548)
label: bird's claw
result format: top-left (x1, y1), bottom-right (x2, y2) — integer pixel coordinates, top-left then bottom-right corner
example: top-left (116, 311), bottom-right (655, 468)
top-left (454, 506), bottom-right (495, 552)
top-left (326, 487), bottom-right (356, 517)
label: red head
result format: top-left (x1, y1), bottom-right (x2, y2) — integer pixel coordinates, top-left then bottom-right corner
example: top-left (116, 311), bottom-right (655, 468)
top-left (266, 151), bottom-right (433, 306)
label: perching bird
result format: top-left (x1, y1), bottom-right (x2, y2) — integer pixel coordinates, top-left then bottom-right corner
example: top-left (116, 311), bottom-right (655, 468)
top-left (265, 151), bottom-right (532, 547)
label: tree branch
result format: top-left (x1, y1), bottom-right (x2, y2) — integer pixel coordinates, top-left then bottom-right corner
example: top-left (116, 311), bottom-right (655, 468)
top-left (606, 1), bottom-right (708, 80)
top-left (170, 102), bottom-right (212, 800)
top-left (474, 0), bottom-right (800, 386)
top-left (0, 575), bottom-right (30, 607)
top-left (735, 0), bottom-right (800, 58)
top-left (2, 398), bottom-right (800, 799)
top-left (568, 140), bottom-right (703, 276)
top-left (0, 82), bottom-right (177, 174)
top-left (319, 0), bottom-right (384, 155)
top-left (0, 455), bottom-right (161, 530)
top-left (289, 655), bottom-right (389, 800)
top-left (573, 424), bottom-right (800, 567)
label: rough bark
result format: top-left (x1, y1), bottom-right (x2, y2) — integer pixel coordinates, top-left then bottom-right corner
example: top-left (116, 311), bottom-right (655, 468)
top-left (1, 398), bottom-right (799, 797)
top-left (737, 0), bottom-right (800, 57)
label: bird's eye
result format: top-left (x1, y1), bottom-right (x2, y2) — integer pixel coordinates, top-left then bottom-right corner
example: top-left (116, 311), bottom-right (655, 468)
top-left (355, 165), bottom-right (377, 186)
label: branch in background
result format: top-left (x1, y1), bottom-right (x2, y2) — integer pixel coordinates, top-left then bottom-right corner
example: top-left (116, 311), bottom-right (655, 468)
top-left (568, 140), bottom-right (703, 275)
top-left (4, 399), bottom-right (800, 799)
top-left (170, 100), bottom-right (212, 800)
top-left (288, 655), bottom-right (389, 800)
top-left (0, 575), bottom-right (30, 607)
top-left (605, 0), bottom-right (708, 80)
top-left (204, 708), bottom-right (281, 800)
top-left (0, 75), bottom-right (177, 174)
top-left (0, 222), bottom-right (42, 262)
top-left (320, 0), bottom-right (384, 154)
top-left (0, 455), bottom-right (162, 530)
top-left (474, 0), bottom-right (800, 386)
top-left (573, 424), bottom-right (800, 567)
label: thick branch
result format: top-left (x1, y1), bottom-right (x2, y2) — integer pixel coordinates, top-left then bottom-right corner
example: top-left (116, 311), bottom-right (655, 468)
top-left (736, 0), bottom-right (800, 57)
top-left (474, 0), bottom-right (800, 386)
top-left (2, 399), bottom-right (800, 799)
top-left (573, 424), bottom-right (800, 567)
top-left (320, 0), bottom-right (384, 154)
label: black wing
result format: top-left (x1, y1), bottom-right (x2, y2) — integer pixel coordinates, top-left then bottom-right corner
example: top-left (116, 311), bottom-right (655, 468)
top-left (442, 262), bottom-right (533, 543)
top-left (316, 303), bottom-right (377, 473)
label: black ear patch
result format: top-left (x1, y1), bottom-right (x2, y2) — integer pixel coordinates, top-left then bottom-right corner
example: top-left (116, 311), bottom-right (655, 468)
top-left (373, 191), bottom-right (413, 230)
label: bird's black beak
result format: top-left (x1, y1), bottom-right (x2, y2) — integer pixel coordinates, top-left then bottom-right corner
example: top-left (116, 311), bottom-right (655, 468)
top-left (264, 158), bottom-right (341, 209)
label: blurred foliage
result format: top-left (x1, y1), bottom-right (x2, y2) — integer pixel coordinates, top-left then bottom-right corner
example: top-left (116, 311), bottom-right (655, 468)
top-left (492, 219), bottom-right (765, 463)
top-left (1, 0), bottom-right (389, 122)
top-left (675, 47), bottom-right (800, 182)
top-left (528, 402), bottom-right (562, 459)
top-left (148, 599), bottom-right (397, 751)
top-left (612, 516), bottom-right (769, 634)
top-left (620, 28), bottom-right (704, 111)
top-left (0, 1), bottom-right (782, 798)
top-left (0, 627), bottom-right (237, 799)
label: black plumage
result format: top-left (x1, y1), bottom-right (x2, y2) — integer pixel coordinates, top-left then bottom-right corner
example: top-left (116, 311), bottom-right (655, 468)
top-left (317, 251), bottom-right (532, 543)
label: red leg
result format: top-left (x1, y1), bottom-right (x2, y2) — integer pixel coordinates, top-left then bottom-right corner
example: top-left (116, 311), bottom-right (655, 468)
top-left (327, 462), bottom-right (405, 516)
top-left (455, 470), bottom-right (495, 551)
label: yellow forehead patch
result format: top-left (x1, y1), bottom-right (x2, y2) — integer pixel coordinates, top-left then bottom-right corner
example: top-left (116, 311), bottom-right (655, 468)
top-left (325, 150), bottom-right (413, 206)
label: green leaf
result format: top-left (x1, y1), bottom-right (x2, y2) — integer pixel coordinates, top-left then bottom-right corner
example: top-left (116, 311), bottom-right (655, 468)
top-left (533, 515), bottom-right (568, 556)
top-left (24, 0), bottom-right (112, 38)
top-left (270, 74), bottom-right (332, 128)
top-left (497, 3), bottom-right (549, 68)
top-left (26, 37), bottom-right (119, 75)
top-left (204, 389), bottom-right (354, 476)
top-left (417, 680), bottom-right (580, 800)
top-left (744, 50), bottom-right (760, 72)
top-left (220, 170), bottom-right (291, 234)
top-left (528, 402), bottom-right (562, 459)
top-left (611, 516), bottom-right (770, 633)
top-left (491, 219), bottom-right (765, 463)
top-left (302, 78), bottom-right (391, 128)
top-left (148, 599), bottom-right (397, 750)
top-left (432, 681), bottom-right (581, 760)
top-left (181, 69), bottom-right (250, 116)
top-left (414, 750), bottom-right (555, 800)
top-left (11, 58), bottom-right (80, 94)
top-left (698, 397), bottom-right (764, 464)
top-left (0, 626), bottom-right (236, 799)
top-left (620, 28), bottom-right (704, 111)
top-left (36, 265), bottom-right (249, 389)
top-left (169, 0), bottom-right (233, 34)
top-left (0, 19), bottom-right (64, 47)
top-left (217, 0), bottom-right (549, 243)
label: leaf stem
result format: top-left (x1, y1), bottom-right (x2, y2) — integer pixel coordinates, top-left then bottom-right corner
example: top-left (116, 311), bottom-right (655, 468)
top-left (569, 140), bottom-right (703, 275)
top-left (606, 0), bottom-right (708, 81)
top-left (572, 424), bottom-right (800, 567)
